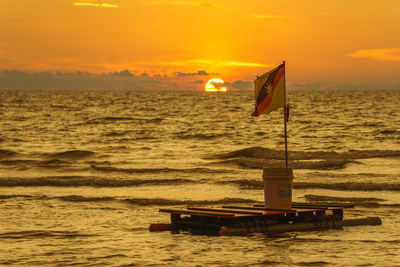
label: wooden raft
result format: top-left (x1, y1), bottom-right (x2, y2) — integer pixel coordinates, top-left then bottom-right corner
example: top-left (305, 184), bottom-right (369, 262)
top-left (149, 202), bottom-right (382, 235)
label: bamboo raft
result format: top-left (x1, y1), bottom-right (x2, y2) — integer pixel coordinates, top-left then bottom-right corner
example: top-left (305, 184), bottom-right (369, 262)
top-left (149, 203), bottom-right (382, 236)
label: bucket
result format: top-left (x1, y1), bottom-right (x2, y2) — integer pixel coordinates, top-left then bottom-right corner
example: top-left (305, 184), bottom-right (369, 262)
top-left (263, 167), bottom-right (294, 209)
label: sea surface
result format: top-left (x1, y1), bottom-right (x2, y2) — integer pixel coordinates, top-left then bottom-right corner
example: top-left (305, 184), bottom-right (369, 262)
top-left (0, 89), bottom-right (399, 266)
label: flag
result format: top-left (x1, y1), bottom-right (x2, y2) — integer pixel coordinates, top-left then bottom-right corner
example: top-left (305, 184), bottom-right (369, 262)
top-left (251, 63), bottom-right (285, 117)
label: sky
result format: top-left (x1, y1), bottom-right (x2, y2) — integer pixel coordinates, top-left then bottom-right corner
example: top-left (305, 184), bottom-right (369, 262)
top-left (1, 0), bottom-right (400, 90)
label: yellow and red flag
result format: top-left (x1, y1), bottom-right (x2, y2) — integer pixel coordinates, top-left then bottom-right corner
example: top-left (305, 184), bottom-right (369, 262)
top-left (251, 63), bottom-right (285, 117)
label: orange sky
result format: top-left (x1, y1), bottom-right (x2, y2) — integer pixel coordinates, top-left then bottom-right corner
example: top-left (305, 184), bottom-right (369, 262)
top-left (1, 0), bottom-right (400, 88)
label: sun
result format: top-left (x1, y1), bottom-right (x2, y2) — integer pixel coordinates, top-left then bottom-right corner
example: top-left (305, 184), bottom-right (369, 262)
top-left (205, 78), bottom-right (227, 92)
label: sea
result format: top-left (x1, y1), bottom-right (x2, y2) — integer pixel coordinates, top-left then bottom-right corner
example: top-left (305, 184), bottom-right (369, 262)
top-left (0, 89), bottom-right (399, 266)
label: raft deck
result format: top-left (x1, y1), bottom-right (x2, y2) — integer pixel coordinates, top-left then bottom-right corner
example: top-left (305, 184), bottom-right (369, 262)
top-left (149, 202), bottom-right (382, 235)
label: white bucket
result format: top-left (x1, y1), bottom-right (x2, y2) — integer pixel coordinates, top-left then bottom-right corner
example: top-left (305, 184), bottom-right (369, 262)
top-left (263, 167), bottom-right (294, 209)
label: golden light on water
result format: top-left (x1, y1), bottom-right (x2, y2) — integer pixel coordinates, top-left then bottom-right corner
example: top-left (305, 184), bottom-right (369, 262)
top-left (205, 78), bottom-right (227, 92)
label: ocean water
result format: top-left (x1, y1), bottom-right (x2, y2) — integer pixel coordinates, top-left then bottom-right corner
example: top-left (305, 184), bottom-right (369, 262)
top-left (0, 89), bottom-right (399, 266)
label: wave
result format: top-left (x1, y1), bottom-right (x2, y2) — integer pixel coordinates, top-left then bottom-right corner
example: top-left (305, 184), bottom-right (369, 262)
top-left (0, 159), bottom-right (38, 165)
top-left (304, 194), bottom-right (385, 203)
top-left (217, 179), bottom-right (400, 191)
top-left (216, 179), bottom-right (264, 189)
top-left (1, 175), bottom-right (398, 191)
top-left (2, 193), bottom-right (399, 208)
top-left (234, 158), bottom-right (353, 170)
top-left (0, 158), bottom-right (72, 169)
top-left (0, 149), bottom-right (18, 159)
top-left (50, 104), bottom-right (70, 109)
top-left (122, 197), bottom-right (260, 206)
top-left (104, 117), bottom-right (163, 123)
top-left (356, 202), bottom-right (400, 208)
top-left (85, 117), bottom-right (134, 124)
top-left (294, 182), bottom-right (400, 191)
top-left (0, 194), bottom-right (116, 202)
top-left (85, 117), bottom-right (163, 125)
top-left (295, 261), bottom-right (330, 266)
top-left (0, 194), bottom-right (260, 206)
top-left (0, 194), bottom-right (32, 199)
top-left (0, 176), bottom-right (197, 187)
top-left (305, 172), bottom-right (396, 179)
top-left (175, 132), bottom-right (227, 140)
top-left (304, 194), bottom-right (400, 208)
top-left (57, 195), bottom-right (115, 202)
top-left (91, 165), bottom-right (230, 174)
top-left (362, 122), bottom-right (384, 127)
top-left (48, 150), bottom-right (95, 159)
top-left (376, 129), bottom-right (397, 135)
top-left (38, 159), bottom-right (72, 168)
top-left (214, 147), bottom-right (400, 161)
top-left (297, 120), bottom-right (314, 124)
top-left (104, 116), bottom-right (136, 121)
top-left (0, 230), bottom-right (94, 239)
top-left (103, 130), bottom-right (134, 137)
top-left (87, 254), bottom-right (129, 260)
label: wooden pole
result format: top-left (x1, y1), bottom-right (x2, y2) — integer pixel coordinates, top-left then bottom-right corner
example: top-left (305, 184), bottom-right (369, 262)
top-left (283, 60), bottom-right (288, 168)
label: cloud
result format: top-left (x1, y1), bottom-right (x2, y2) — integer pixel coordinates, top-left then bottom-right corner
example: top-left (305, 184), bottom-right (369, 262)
top-left (0, 69), bottom-right (211, 91)
top-left (0, 69), bottom-right (257, 91)
top-left (0, 70), bottom-right (111, 90)
top-left (109, 69), bottom-right (134, 77)
top-left (196, 70), bottom-right (209, 75)
top-left (348, 48), bottom-right (400, 62)
top-left (225, 80), bottom-right (252, 90)
top-left (252, 14), bottom-right (289, 19)
top-left (4, 69), bottom-right (397, 91)
top-left (73, 2), bottom-right (119, 8)
top-left (173, 70), bottom-right (209, 76)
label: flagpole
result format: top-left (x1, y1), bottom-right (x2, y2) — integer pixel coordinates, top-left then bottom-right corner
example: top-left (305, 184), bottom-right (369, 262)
top-left (283, 60), bottom-right (288, 168)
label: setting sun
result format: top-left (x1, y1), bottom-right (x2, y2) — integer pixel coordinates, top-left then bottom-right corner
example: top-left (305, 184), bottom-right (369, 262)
top-left (205, 78), bottom-right (227, 92)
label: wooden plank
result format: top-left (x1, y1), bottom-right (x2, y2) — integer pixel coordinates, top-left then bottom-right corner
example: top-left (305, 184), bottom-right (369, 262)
top-left (187, 207), bottom-right (263, 215)
top-left (248, 205), bottom-right (327, 213)
top-left (292, 205), bottom-right (346, 210)
top-left (292, 202), bottom-right (354, 208)
top-left (252, 203), bottom-right (354, 209)
top-left (223, 205), bottom-right (296, 212)
top-left (292, 206), bottom-right (328, 210)
top-left (159, 208), bottom-right (235, 217)
top-left (293, 208), bottom-right (327, 212)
